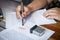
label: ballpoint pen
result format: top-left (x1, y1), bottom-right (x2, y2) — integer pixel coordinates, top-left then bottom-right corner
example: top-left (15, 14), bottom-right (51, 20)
top-left (11, 0), bottom-right (25, 26)
top-left (20, 0), bottom-right (25, 26)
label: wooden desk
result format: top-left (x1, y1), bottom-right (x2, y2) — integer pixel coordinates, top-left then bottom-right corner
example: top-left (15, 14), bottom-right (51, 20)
top-left (41, 20), bottom-right (60, 40)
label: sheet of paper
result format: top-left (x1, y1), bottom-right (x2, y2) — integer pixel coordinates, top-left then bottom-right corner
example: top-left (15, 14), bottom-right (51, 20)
top-left (29, 9), bottom-right (56, 25)
top-left (0, 24), bottom-right (55, 40)
top-left (13, 21), bottom-right (55, 40)
top-left (2, 6), bottom-right (55, 40)
top-left (5, 9), bottom-right (56, 28)
top-left (0, 29), bottom-right (34, 40)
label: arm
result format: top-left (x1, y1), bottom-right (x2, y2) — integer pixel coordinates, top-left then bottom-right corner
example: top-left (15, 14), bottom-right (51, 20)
top-left (16, 0), bottom-right (53, 18)
top-left (27, 0), bottom-right (48, 11)
top-left (27, 0), bottom-right (53, 11)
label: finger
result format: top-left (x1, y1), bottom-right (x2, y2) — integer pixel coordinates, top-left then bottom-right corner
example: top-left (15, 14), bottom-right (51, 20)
top-left (43, 11), bottom-right (57, 18)
top-left (22, 12), bottom-right (27, 18)
top-left (16, 5), bottom-right (22, 18)
top-left (47, 15), bottom-right (60, 20)
top-left (23, 11), bottom-right (30, 17)
top-left (47, 15), bottom-right (57, 19)
top-left (21, 6), bottom-right (30, 18)
top-left (22, 13), bottom-right (25, 18)
top-left (16, 12), bottom-right (22, 19)
top-left (16, 5), bottom-right (21, 11)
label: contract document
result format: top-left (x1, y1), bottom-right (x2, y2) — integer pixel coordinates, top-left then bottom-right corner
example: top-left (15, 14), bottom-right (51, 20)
top-left (5, 9), bottom-right (56, 28)
top-left (0, 9), bottom-right (55, 40)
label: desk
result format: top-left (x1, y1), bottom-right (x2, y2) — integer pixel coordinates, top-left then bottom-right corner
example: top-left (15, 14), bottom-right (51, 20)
top-left (42, 20), bottom-right (60, 40)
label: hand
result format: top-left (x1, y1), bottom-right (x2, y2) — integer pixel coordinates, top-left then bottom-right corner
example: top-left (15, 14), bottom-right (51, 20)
top-left (16, 5), bottom-right (31, 19)
top-left (43, 8), bottom-right (60, 21)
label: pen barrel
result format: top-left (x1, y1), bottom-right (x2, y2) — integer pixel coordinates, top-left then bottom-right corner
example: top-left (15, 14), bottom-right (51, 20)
top-left (20, 0), bottom-right (25, 26)
top-left (20, 10), bottom-right (24, 26)
top-left (20, 1), bottom-right (24, 13)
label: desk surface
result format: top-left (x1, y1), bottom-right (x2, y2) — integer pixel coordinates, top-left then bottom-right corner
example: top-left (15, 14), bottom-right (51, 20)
top-left (42, 20), bottom-right (60, 40)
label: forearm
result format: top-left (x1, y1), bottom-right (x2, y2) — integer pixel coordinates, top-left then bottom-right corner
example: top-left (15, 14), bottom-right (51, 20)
top-left (47, 0), bottom-right (53, 4)
top-left (27, 0), bottom-right (48, 11)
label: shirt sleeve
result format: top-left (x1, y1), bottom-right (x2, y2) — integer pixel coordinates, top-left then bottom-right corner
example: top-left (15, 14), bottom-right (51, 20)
top-left (45, 0), bottom-right (60, 10)
top-left (22, 0), bottom-right (33, 6)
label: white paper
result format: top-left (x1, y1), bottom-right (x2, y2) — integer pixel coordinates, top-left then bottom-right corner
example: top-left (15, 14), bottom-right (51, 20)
top-left (30, 9), bottom-right (56, 25)
top-left (0, 25), bottom-right (55, 40)
top-left (0, 29), bottom-right (33, 40)
top-left (5, 9), bottom-right (56, 28)
top-left (0, 9), bottom-right (55, 40)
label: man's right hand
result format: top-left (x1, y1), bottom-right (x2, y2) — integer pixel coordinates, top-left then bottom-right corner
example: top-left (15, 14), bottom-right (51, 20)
top-left (16, 5), bottom-right (31, 19)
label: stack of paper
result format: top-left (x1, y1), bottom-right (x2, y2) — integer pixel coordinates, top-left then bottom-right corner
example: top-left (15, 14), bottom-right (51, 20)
top-left (0, 9), bottom-right (55, 40)
top-left (0, 24), bottom-right (55, 40)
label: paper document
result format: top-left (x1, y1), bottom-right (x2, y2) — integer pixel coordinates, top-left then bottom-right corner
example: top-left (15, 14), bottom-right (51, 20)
top-left (0, 25), bottom-right (55, 40)
top-left (0, 29), bottom-right (34, 40)
top-left (0, 9), bottom-right (54, 40)
top-left (30, 9), bottom-right (56, 25)
top-left (5, 9), bottom-right (56, 28)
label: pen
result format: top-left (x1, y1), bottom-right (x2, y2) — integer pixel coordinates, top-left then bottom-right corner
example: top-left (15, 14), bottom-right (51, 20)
top-left (20, 0), bottom-right (24, 26)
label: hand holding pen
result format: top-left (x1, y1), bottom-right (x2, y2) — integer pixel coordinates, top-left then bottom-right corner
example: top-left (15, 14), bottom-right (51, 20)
top-left (16, 5), bottom-right (31, 19)
top-left (16, 2), bottom-right (31, 26)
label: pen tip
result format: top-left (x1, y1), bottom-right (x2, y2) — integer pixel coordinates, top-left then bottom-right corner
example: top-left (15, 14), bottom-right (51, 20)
top-left (22, 24), bottom-right (24, 26)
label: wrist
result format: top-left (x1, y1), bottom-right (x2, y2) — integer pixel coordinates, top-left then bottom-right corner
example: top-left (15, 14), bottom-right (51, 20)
top-left (27, 5), bottom-right (33, 12)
